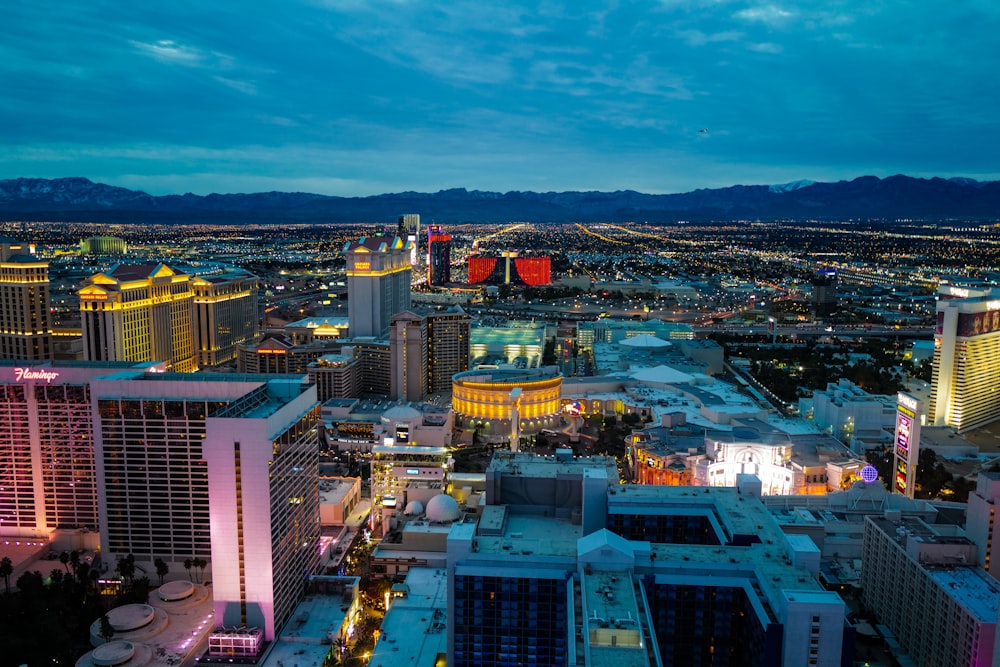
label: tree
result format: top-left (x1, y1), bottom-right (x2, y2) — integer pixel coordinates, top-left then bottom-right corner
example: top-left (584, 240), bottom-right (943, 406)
top-left (183, 558), bottom-right (193, 582)
top-left (99, 615), bottom-right (115, 644)
top-left (154, 558), bottom-right (169, 586)
top-left (0, 556), bottom-right (12, 595)
top-left (115, 554), bottom-right (136, 585)
top-left (69, 549), bottom-right (81, 577)
top-left (193, 557), bottom-right (208, 584)
top-left (59, 551), bottom-right (70, 574)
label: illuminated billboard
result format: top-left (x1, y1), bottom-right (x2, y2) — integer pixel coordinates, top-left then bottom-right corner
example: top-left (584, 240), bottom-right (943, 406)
top-left (892, 392), bottom-right (922, 498)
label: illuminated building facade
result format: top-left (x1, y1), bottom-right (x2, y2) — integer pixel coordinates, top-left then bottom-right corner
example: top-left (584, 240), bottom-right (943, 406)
top-left (467, 254), bottom-right (551, 286)
top-left (452, 367), bottom-right (562, 440)
top-left (427, 225), bottom-right (452, 286)
top-left (237, 335), bottom-right (327, 374)
top-left (191, 271), bottom-right (260, 367)
top-left (427, 307), bottom-right (470, 394)
top-left (202, 377), bottom-right (321, 641)
top-left (450, 457), bottom-right (850, 667)
top-left (0, 361), bottom-right (160, 539)
top-left (391, 311), bottom-right (428, 402)
top-left (345, 236), bottom-right (412, 338)
top-left (398, 214), bottom-right (420, 266)
top-left (929, 284), bottom-right (1000, 433)
top-left (79, 235), bottom-right (127, 256)
top-left (966, 472), bottom-right (1000, 582)
top-left (861, 515), bottom-right (1000, 667)
top-left (307, 353), bottom-right (360, 402)
top-left (0, 239), bottom-right (52, 361)
top-left (79, 263), bottom-right (197, 372)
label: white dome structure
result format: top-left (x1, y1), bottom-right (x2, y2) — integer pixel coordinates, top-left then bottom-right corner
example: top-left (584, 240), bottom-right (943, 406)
top-left (619, 333), bottom-right (670, 349)
top-left (425, 494), bottom-right (461, 523)
top-left (404, 500), bottom-right (425, 516)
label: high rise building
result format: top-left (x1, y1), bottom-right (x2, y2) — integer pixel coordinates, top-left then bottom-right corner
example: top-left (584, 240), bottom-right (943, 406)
top-left (929, 284), bottom-right (1000, 432)
top-left (398, 214), bottom-right (420, 266)
top-left (0, 361), bottom-right (159, 539)
top-left (448, 455), bottom-right (850, 667)
top-left (427, 225), bottom-right (452, 286)
top-left (391, 311), bottom-right (428, 402)
top-left (811, 270), bottom-right (838, 316)
top-left (427, 307), bottom-right (470, 394)
top-left (967, 471), bottom-right (1000, 582)
top-left (307, 353), bottom-right (361, 402)
top-left (191, 271), bottom-right (260, 367)
top-left (0, 239), bottom-right (53, 361)
top-left (344, 236), bottom-right (412, 338)
top-left (861, 514), bottom-right (1000, 667)
top-left (79, 263), bottom-right (197, 371)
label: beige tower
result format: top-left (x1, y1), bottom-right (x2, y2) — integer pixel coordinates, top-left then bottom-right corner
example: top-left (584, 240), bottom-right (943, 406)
top-left (0, 239), bottom-right (52, 360)
top-left (191, 270), bottom-right (260, 367)
top-left (79, 263), bottom-right (197, 371)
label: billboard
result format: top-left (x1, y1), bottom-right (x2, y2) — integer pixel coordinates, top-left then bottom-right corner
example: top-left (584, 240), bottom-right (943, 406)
top-left (892, 392), bottom-right (922, 498)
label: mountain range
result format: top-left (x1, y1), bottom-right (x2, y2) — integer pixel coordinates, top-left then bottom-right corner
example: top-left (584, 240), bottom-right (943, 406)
top-left (0, 175), bottom-right (998, 224)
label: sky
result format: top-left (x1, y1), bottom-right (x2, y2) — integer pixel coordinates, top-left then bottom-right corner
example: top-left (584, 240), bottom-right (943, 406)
top-left (1, 1), bottom-right (998, 197)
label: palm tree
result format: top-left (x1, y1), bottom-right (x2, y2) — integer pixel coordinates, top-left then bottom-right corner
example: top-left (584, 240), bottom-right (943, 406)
top-left (193, 557), bottom-right (207, 584)
top-left (99, 615), bottom-right (115, 644)
top-left (183, 558), bottom-right (193, 582)
top-left (69, 549), bottom-right (81, 577)
top-left (116, 554), bottom-right (136, 586)
top-left (154, 558), bottom-right (169, 586)
top-left (59, 551), bottom-right (71, 574)
top-left (0, 556), bottom-right (12, 595)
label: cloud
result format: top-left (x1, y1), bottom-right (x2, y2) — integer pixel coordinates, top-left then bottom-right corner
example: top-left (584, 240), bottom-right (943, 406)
top-left (734, 5), bottom-right (794, 25)
top-left (129, 39), bottom-right (206, 66)
top-left (747, 42), bottom-right (783, 54)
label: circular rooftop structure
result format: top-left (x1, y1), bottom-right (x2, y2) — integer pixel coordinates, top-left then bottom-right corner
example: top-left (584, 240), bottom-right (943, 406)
top-left (425, 494), bottom-right (461, 523)
top-left (382, 404), bottom-right (422, 423)
top-left (620, 333), bottom-right (670, 349)
top-left (452, 367), bottom-right (563, 438)
top-left (107, 604), bottom-right (156, 632)
top-left (404, 500), bottom-right (425, 516)
top-left (158, 580), bottom-right (195, 602)
top-left (91, 641), bottom-right (135, 667)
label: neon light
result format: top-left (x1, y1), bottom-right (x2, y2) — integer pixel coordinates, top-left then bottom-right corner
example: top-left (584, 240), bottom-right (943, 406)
top-left (860, 465), bottom-right (878, 484)
top-left (14, 368), bottom-right (59, 383)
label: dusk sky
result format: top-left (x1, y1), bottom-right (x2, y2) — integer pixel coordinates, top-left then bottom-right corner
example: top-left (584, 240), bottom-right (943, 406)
top-left (2, 1), bottom-right (998, 196)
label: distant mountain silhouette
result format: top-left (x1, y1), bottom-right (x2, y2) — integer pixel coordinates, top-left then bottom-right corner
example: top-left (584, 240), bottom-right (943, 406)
top-left (1, 175), bottom-right (998, 224)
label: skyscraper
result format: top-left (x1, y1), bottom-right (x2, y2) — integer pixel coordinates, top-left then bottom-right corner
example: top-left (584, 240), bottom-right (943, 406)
top-left (427, 306), bottom-right (470, 394)
top-left (427, 225), bottom-right (452, 286)
top-left (79, 263), bottom-right (197, 371)
top-left (344, 236), bottom-right (412, 338)
top-left (929, 283), bottom-right (1000, 432)
top-left (0, 239), bottom-right (52, 361)
top-left (191, 270), bottom-right (260, 367)
top-left (391, 310), bottom-right (428, 402)
top-left (398, 214), bottom-right (420, 266)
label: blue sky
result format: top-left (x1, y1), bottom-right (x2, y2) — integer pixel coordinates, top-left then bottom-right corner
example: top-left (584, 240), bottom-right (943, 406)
top-left (1, 1), bottom-right (998, 196)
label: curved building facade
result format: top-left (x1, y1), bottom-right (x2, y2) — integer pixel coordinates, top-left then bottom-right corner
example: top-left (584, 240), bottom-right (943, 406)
top-left (452, 367), bottom-right (562, 440)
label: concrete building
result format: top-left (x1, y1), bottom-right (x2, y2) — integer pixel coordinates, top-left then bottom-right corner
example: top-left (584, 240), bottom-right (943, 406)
top-left (0, 360), bottom-right (164, 540)
top-left (0, 239), bottom-right (53, 361)
top-left (308, 353), bottom-right (361, 403)
top-left (321, 398), bottom-right (453, 454)
top-left (79, 263), bottom-right (197, 371)
top-left (427, 307), bottom-right (471, 394)
top-left (929, 283), bottom-right (1000, 432)
top-left (452, 367), bottom-right (563, 442)
top-left (237, 334), bottom-right (329, 374)
top-left (861, 514), bottom-right (1000, 667)
top-left (344, 236), bottom-right (412, 338)
top-left (447, 453), bottom-right (851, 667)
top-left (801, 379), bottom-right (897, 447)
top-left (966, 471), bottom-right (1000, 582)
top-left (427, 225), bottom-right (452, 286)
top-left (191, 270), bottom-right (260, 367)
top-left (392, 310), bottom-right (429, 402)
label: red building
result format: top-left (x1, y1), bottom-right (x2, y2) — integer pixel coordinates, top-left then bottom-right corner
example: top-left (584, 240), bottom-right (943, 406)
top-left (467, 255), bottom-right (550, 286)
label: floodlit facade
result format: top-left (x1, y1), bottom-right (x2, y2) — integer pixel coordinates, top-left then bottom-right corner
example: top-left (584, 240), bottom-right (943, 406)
top-left (0, 361), bottom-right (162, 539)
top-left (929, 284), bottom-right (1000, 432)
top-left (79, 263), bottom-right (197, 372)
top-left (0, 239), bottom-right (52, 361)
top-left (427, 307), bottom-right (471, 394)
top-left (427, 225), bottom-right (452, 286)
top-left (452, 367), bottom-right (563, 440)
top-left (191, 271), bottom-right (260, 367)
top-left (344, 236), bottom-right (412, 338)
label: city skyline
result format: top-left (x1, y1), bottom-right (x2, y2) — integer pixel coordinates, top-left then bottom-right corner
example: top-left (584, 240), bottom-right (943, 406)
top-left (2, 1), bottom-right (999, 197)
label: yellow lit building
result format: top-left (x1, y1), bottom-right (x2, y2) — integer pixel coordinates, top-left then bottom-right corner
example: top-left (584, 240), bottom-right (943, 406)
top-left (79, 263), bottom-right (197, 372)
top-left (344, 236), bottom-right (413, 338)
top-left (452, 367), bottom-right (562, 441)
top-left (930, 284), bottom-right (1000, 432)
top-left (191, 271), bottom-right (260, 367)
top-left (0, 239), bottom-right (52, 360)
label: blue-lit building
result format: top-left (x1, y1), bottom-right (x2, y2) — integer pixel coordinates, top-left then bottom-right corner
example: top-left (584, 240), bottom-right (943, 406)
top-left (446, 452), bottom-right (852, 667)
